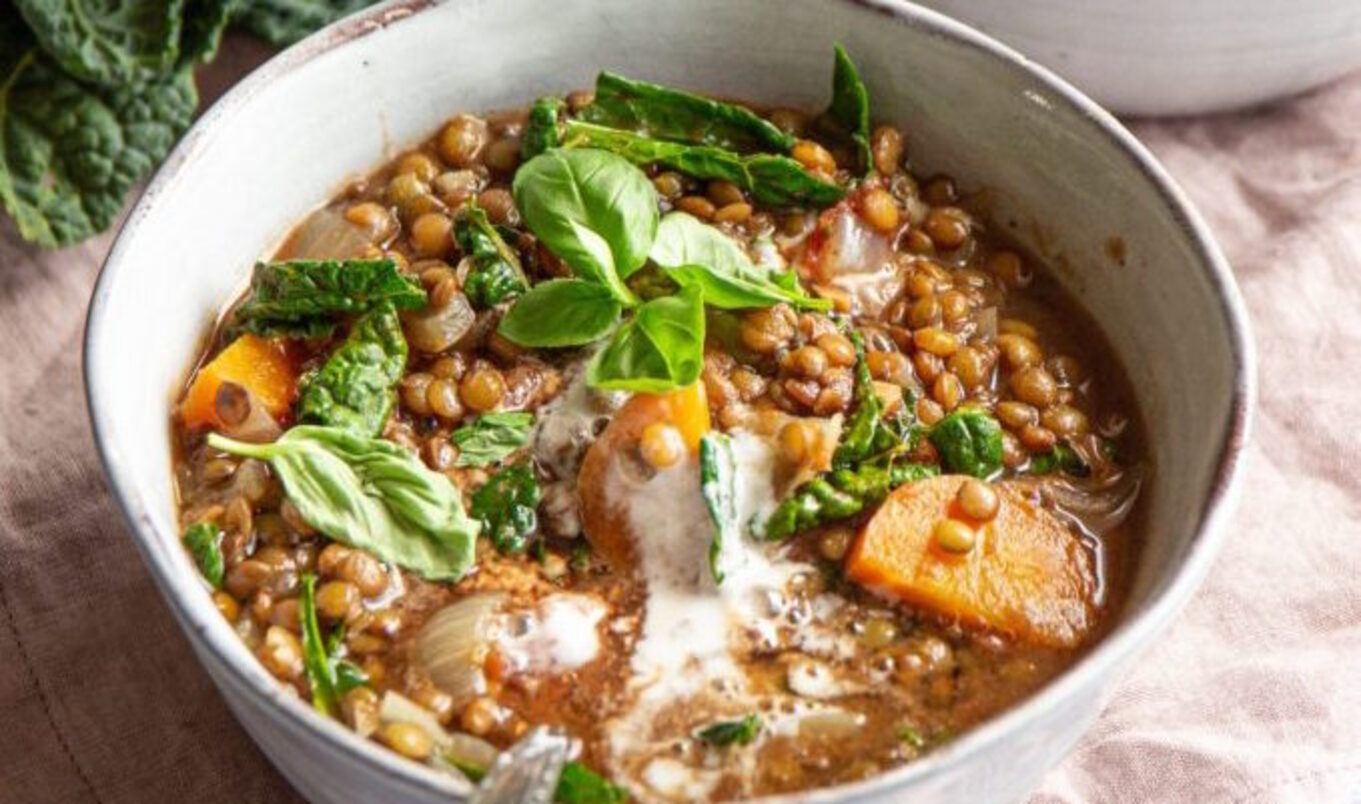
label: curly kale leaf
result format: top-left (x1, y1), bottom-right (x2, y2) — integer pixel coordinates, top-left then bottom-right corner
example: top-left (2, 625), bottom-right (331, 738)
top-left (297, 301), bottom-right (408, 437)
top-left (234, 0), bottom-right (377, 47)
top-left (521, 96), bottom-right (563, 160)
top-left (455, 201), bottom-right (527, 308)
top-left (232, 259), bottom-right (426, 338)
top-left (470, 462), bottom-right (541, 555)
top-left (762, 461), bottom-right (938, 541)
top-left (0, 34), bottom-right (196, 247)
top-left (929, 409), bottom-right (1004, 479)
top-left (179, 0), bottom-right (237, 68)
top-left (14, 0), bottom-right (186, 87)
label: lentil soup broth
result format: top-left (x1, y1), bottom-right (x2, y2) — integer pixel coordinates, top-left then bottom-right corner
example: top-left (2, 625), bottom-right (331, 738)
top-left (171, 61), bottom-right (1145, 801)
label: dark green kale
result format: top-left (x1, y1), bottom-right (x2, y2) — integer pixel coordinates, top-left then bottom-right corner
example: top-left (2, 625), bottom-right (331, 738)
top-left (763, 461), bottom-right (939, 541)
top-left (554, 761), bottom-right (628, 804)
top-left (14, 0), bottom-right (185, 87)
top-left (560, 120), bottom-right (844, 208)
top-left (580, 71), bottom-right (796, 153)
top-left (297, 302), bottom-right (408, 436)
top-left (696, 713), bottom-right (762, 747)
top-left (929, 409), bottom-right (1004, 478)
top-left (470, 462), bottom-right (541, 555)
top-left (182, 521), bottom-right (224, 587)
top-left (814, 44), bottom-right (871, 175)
top-left (1027, 443), bottom-right (1092, 477)
top-left (232, 259), bottom-right (426, 338)
top-left (521, 96), bottom-right (565, 159)
top-left (233, 0), bottom-right (378, 46)
top-left (455, 202), bottom-right (528, 308)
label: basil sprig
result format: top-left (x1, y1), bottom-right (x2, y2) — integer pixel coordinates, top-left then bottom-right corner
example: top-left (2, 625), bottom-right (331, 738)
top-left (588, 285), bottom-right (705, 392)
top-left (498, 279), bottom-right (623, 348)
top-left (206, 426), bottom-right (479, 581)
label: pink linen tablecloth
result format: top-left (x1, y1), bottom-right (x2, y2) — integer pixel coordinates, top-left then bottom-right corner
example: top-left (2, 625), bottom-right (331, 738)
top-left (1, 37), bottom-right (1358, 804)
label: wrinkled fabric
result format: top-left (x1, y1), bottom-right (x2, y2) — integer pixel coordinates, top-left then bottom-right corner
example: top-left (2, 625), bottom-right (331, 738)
top-left (1, 38), bottom-right (1358, 804)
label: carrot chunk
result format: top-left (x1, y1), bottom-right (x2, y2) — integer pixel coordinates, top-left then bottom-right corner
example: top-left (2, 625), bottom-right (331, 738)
top-left (181, 334), bottom-right (297, 429)
top-left (578, 383), bottom-right (710, 568)
top-left (845, 475), bottom-right (1096, 648)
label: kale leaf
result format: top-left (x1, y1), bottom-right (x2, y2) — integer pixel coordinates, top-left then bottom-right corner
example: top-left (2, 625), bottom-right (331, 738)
top-left (814, 44), bottom-right (871, 176)
top-left (0, 29), bottom-right (196, 247)
top-left (762, 460), bottom-right (938, 541)
top-left (929, 409), bottom-right (1004, 478)
top-left (696, 713), bottom-right (762, 747)
top-left (470, 462), bottom-right (541, 555)
top-left (14, 0), bottom-right (186, 87)
top-left (580, 71), bottom-right (795, 154)
top-left (232, 259), bottom-right (426, 338)
top-left (554, 761), bottom-right (628, 804)
top-left (455, 201), bottom-right (528, 308)
top-left (521, 96), bottom-right (564, 160)
top-left (233, 0), bottom-right (377, 47)
top-left (297, 301), bottom-right (408, 437)
top-left (699, 433), bottom-right (737, 585)
top-left (1027, 443), bottom-right (1092, 477)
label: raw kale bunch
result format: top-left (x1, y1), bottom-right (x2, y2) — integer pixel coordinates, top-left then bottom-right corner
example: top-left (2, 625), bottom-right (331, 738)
top-left (1, 0), bottom-right (379, 248)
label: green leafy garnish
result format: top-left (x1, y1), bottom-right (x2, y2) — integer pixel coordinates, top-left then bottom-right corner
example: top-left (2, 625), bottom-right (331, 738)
top-left (763, 461), bottom-right (938, 540)
top-left (497, 279), bottom-right (623, 348)
top-left (588, 284), bottom-right (705, 393)
top-left (451, 411), bottom-right (534, 467)
top-left (182, 521), bottom-right (224, 588)
top-left (234, 0), bottom-right (376, 46)
top-left (929, 410), bottom-right (1004, 479)
top-left (456, 201), bottom-right (528, 308)
top-left (561, 120), bottom-right (843, 208)
top-left (816, 44), bottom-right (871, 175)
top-left (1027, 443), bottom-right (1091, 477)
top-left (696, 713), bottom-right (762, 747)
top-left (554, 761), bottom-right (628, 804)
top-left (470, 462), bottom-right (541, 555)
top-left (232, 259), bottom-right (426, 339)
top-left (299, 572), bottom-right (340, 715)
top-left (512, 148), bottom-right (656, 303)
top-left (699, 433), bottom-right (737, 585)
top-left (207, 426), bottom-right (480, 581)
top-left (649, 212), bottom-right (829, 311)
top-left (521, 96), bottom-right (564, 160)
top-left (0, 37), bottom-right (196, 247)
top-left (580, 71), bottom-right (795, 153)
top-left (297, 302), bottom-right (407, 436)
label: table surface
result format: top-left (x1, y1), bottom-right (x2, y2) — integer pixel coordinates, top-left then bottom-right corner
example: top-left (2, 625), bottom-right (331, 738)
top-left (2, 35), bottom-right (1358, 804)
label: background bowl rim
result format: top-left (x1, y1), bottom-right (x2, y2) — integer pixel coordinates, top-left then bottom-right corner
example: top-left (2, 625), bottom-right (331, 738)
top-left (82, 0), bottom-right (1257, 800)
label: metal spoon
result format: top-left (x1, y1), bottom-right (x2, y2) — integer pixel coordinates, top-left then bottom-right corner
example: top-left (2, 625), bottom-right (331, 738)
top-left (470, 726), bottom-right (572, 804)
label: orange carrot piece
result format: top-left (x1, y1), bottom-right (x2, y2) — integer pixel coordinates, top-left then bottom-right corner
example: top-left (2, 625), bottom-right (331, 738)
top-left (181, 334), bottom-right (297, 429)
top-left (845, 475), bottom-right (1097, 648)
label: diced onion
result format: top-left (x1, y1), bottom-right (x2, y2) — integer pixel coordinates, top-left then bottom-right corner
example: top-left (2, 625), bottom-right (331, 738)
top-left (415, 593), bottom-right (505, 707)
top-left (278, 207), bottom-right (372, 260)
top-left (403, 294), bottom-right (475, 354)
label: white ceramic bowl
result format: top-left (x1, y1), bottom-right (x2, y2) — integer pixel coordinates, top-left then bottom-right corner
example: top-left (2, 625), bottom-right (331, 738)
top-left (920, 0), bottom-right (1361, 116)
top-left (84, 1), bottom-right (1255, 801)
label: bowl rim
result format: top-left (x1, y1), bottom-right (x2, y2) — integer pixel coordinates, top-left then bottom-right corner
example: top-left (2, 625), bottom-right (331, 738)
top-left (83, 0), bottom-right (1256, 800)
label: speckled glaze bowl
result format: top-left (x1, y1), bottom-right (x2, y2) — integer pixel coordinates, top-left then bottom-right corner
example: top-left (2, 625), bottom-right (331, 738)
top-left (84, 1), bottom-right (1254, 801)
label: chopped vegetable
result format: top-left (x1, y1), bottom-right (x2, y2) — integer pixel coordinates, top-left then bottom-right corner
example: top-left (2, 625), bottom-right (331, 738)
top-left (580, 71), bottom-right (796, 153)
top-left (181, 333), bottom-right (297, 429)
top-left (231, 259), bottom-right (426, 339)
top-left (588, 285), bottom-right (706, 393)
top-left (451, 411), bottom-right (534, 467)
top-left (207, 426), bottom-right (480, 581)
top-left (470, 462), bottom-right (541, 554)
top-left (299, 573), bottom-right (341, 716)
top-left (763, 460), bottom-right (938, 540)
top-left (814, 44), bottom-right (871, 176)
top-left (699, 433), bottom-right (737, 584)
top-left (929, 409), bottom-right (1004, 479)
top-left (182, 521), bottom-right (224, 588)
top-left (455, 201), bottom-right (528, 308)
top-left (696, 713), bottom-right (762, 747)
top-left (845, 475), bottom-right (1097, 648)
top-left (555, 761), bottom-right (628, 804)
top-left (832, 332), bottom-right (915, 468)
top-left (649, 212), bottom-right (829, 311)
top-left (521, 96), bottom-right (565, 159)
top-left (297, 302), bottom-right (408, 436)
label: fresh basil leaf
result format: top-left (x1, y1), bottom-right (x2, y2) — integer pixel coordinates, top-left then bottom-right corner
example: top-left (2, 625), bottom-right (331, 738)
top-left (456, 200), bottom-right (528, 308)
top-left (521, 96), bottom-right (564, 160)
top-left (206, 426), bottom-right (480, 581)
top-left (512, 148), bottom-right (656, 302)
top-left (470, 462), bottom-right (541, 554)
top-left (555, 761), bottom-right (628, 804)
top-left (14, 0), bottom-right (185, 87)
top-left (580, 71), bottom-right (795, 154)
top-left (0, 34), bottom-right (196, 247)
top-left (182, 521), bottom-right (224, 588)
top-left (561, 120), bottom-right (843, 208)
top-left (297, 302), bottom-right (407, 437)
top-left (451, 411), bottom-right (534, 468)
top-left (929, 409), bottom-right (1004, 479)
top-left (816, 44), bottom-right (871, 176)
top-left (299, 573), bottom-right (341, 716)
top-left (497, 278), bottom-right (622, 348)
top-left (234, 0), bottom-right (377, 46)
top-left (696, 713), bottom-right (762, 747)
top-left (649, 212), bottom-right (829, 310)
top-left (232, 259), bottom-right (426, 338)
top-left (699, 433), bottom-right (736, 585)
top-left (588, 284), bottom-right (705, 392)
